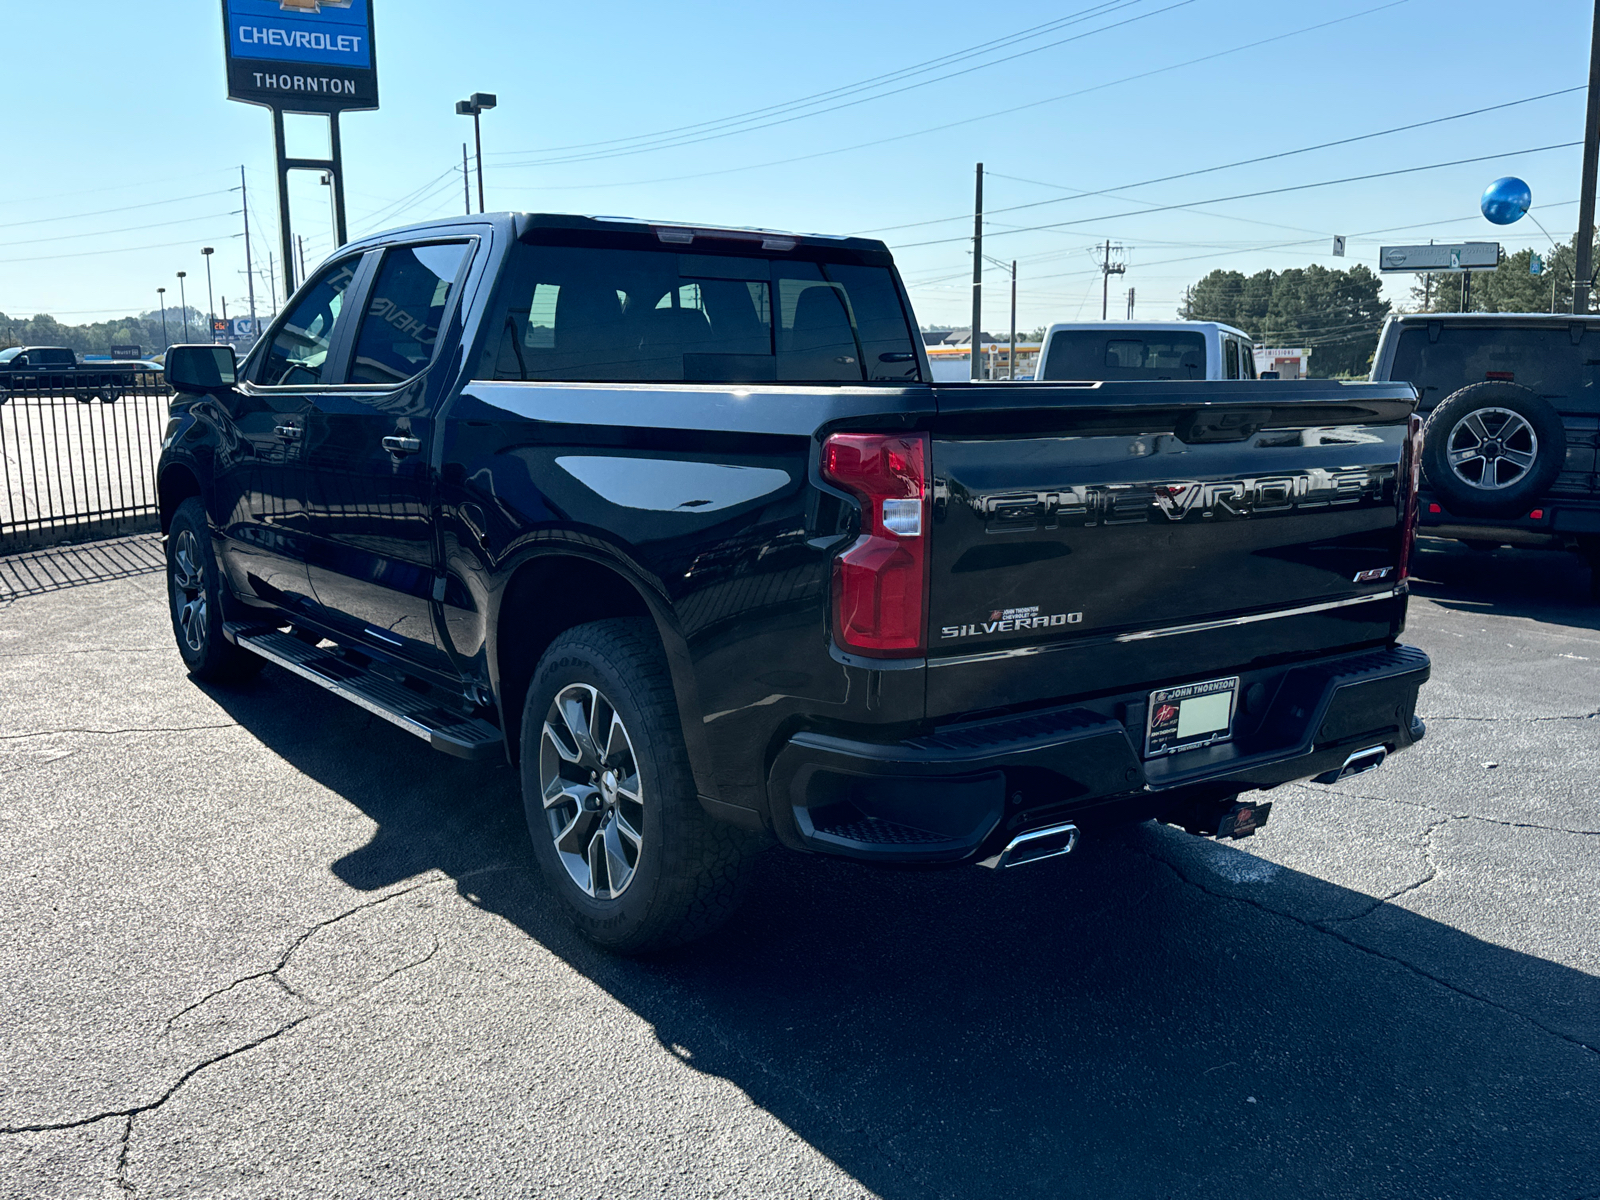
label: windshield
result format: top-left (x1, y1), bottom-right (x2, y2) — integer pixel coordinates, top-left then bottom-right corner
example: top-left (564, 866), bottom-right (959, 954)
top-left (1042, 330), bottom-right (1206, 381)
top-left (1390, 326), bottom-right (1600, 410)
top-left (486, 244), bottom-right (920, 384)
top-left (0, 348), bottom-right (18, 363)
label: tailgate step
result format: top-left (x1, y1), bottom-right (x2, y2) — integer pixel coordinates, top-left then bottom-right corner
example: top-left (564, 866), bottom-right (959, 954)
top-left (227, 626), bottom-right (502, 761)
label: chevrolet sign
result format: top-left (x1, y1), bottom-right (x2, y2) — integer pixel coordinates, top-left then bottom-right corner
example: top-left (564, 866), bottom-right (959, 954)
top-left (222, 0), bottom-right (378, 113)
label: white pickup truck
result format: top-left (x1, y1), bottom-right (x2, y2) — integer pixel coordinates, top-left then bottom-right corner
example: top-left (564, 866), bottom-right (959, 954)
top-left (1037, 321), bottom-right (1259, 382)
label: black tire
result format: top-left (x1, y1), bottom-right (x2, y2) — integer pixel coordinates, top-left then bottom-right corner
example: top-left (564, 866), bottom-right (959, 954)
top-left (165, 497), bottom-right (264, 683)
top-left (1421, 382), bottom-right (1564, 518)
top-left (519, 618), bottom-right (755, 954)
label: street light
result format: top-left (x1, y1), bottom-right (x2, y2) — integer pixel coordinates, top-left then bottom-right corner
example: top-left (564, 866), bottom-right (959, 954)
top-left (176, 272), bottom-right (191, 342)
top-left (983, 254), bottom-right (1017, 380)
top-left (157, 287), bottom-right (169, 350)
top-left (201, 248), bottom-right (217, 342)
top-left (455, 92), bottom-right (497, 214)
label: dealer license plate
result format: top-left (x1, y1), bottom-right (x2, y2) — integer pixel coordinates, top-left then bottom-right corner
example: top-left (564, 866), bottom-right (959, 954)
top-left (1145, 676), bottom-right (1239, 758)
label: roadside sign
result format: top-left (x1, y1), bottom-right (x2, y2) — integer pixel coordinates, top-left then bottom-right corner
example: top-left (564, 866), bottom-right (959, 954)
top-left (109, 344), bottom-right (140, 360)
top-left (213, 319), bottom-right (231, 335)
top-left (1332, 235), bottom-right (1346, 257)
top-left (221, 0), bottom-right (379, 113)
top-left (231, 318), bottom-right (259, 338)
top-left (1379, 243), bottom-right (1500, 273)
top-left (1531, 254), bottom-right (1544, 276)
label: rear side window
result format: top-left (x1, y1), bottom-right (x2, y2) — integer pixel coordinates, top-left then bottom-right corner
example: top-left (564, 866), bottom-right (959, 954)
top-left (349, 242), bottom-right (471, 385)
top-left (1224, 339), bottom-right (1240, 379)
top-left (1390, 326), bottom-right (1600, 409)
top-left (486, 244), bottom-right (920, 384)
top-left (1042, 331), bottom-right (1206, 380)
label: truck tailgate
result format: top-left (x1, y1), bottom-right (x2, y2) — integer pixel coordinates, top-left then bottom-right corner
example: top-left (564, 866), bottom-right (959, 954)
top-left (925, 382), bottom-right (1418, 719)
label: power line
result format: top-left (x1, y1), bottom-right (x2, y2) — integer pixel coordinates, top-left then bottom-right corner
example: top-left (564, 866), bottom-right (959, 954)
top-left (0, 211), bottom-right (240, 250)
top-left (857, 85), bottom-right (1584, 236)
top-left (493, 0), bottom-right (1411, 191)
top-left (0, 189), bottom-right (237, 233)
top-left (898, 141), bottom-right (1583, 248)
top-left (0, 232), bottom-right (240, 266)
top-left (496, 0), bottom-right (1161, 159)
top-left (493, 1), bottom-right (1189, 168)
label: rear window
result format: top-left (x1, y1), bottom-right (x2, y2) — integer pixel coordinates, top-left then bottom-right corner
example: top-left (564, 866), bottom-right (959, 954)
top-left (1041, 331), bottom-right (1206, 381)
top-left (1390, 326), bottom-right (1600, 409)
top-left (35, 349), bottom-right (75, 366)
top-left (485, 244), bottom-right (920, 384)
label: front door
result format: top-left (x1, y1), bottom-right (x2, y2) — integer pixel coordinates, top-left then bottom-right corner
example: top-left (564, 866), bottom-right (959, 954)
top-left (213, 255), bottom-right (365, 614)
top-left (299, 239), bottom-right (474, 674)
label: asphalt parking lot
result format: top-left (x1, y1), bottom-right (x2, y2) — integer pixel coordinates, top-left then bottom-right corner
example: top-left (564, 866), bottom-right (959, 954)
top-left (1, 535), bottom-right (1596, 1199)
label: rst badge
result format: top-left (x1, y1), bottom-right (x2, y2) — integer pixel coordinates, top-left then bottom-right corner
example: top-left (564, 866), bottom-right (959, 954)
top-left (941, 605), bottom-right (1083, 640)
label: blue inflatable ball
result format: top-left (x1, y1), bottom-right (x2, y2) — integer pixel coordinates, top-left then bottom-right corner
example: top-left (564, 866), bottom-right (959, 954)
top-left (1481, 176), bottom-right (1531, 225)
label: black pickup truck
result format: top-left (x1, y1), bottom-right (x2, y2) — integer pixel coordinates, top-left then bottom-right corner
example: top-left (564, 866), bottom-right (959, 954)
top-left (0, 346), bottom-right (143, 403)
top-left (157, 213), bottom-right (1430, 952)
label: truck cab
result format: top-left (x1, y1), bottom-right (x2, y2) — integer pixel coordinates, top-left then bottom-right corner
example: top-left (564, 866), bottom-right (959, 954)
top-left (1036, 321), bottom-right (1259, 383)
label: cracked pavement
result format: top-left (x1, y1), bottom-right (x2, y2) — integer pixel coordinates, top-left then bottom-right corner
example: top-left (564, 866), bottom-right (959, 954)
top-left (1, 537), bottom-right (1597, 1198)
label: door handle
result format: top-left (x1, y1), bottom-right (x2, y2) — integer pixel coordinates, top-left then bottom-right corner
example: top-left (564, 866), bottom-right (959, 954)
top-left (274, 424), bottom-right (302, 441)
top-left (382, 435), bottom-right (422, 455)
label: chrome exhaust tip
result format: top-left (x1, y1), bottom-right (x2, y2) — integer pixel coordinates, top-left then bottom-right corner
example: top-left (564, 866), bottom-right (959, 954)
top-left (977, 822), bottom-right (1079, 870)
top-left (1312, 744), bottom-right (1388, 786)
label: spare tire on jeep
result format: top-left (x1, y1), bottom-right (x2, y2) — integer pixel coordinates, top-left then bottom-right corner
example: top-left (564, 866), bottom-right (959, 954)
top-left (1421, 382), bottom-right (1564, 518)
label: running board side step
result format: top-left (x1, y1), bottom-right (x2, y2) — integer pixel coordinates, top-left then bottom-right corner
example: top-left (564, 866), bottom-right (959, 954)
top-left (226, 625), bottom-right (502, 761)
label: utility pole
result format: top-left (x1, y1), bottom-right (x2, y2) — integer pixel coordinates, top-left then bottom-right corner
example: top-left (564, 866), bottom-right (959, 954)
top-left (1462, 272), bottom-right (1472, 312)
top-left (1127, 287), bottom-right (1136, 320)
top-left (298, 235), bottom-right (308, 283)
top-left (1101, 240), bottom-right (1126, 320)
top-left (463, 143), bottom-right (472, 215)
top-left (240, 166), bottom-right (258, 337)
top-left (1009, 259), bottom-right (1017, 381)
top-left (1576, 0), bottom-right (1600, 313)
top-left (971, 162), bottom-right (983, 381)
top-left (267, 254), bottom-right (277, 316)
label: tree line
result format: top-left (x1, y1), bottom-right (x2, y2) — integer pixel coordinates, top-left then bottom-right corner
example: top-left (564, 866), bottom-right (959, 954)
top-left (1, 308), bottom-right (216, 358)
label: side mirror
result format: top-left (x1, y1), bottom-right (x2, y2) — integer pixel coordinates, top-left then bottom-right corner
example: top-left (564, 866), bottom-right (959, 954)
top-left (166, 344), bottom-right (237, 394)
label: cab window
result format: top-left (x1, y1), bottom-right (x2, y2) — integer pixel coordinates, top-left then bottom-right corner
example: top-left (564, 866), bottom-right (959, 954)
top-left (1224, 338), bottom-right (1241, 379)
top-left (255, 258), bottom-right (361, 387)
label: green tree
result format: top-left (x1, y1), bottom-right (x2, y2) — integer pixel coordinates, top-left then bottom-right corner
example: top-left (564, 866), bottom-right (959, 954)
top-left (1180, 263), bottom-right (1389, 377)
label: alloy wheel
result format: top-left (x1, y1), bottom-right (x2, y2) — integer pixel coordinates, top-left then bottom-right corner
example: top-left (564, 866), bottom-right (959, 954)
top-left (538, 683), bottom-right (645, 899)
top-left (170, 529), bottom-right (209, 653)
top-left (1445, 407), bottom-right (1539, 491)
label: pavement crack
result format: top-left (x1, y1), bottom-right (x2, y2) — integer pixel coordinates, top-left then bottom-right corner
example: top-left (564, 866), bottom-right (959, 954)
top-left (0, 723), bottom-right (240, 741)
top-left (1425, 710), bottom-right (1600, 722)
top-left (113, 1115), bottom-right (134, 1195)
top-left (1134, 843), bottom-right (1600, 1061)
top-left (1322, 815), bottom-right (1452, 924)
top-left (1299, 784), bottom-right (1600, 837)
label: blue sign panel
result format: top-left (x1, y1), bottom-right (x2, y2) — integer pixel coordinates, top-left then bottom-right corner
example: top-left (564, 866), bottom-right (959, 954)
top-left (227, 0), bottom-right (370, 69)
top-left (222, 0), bottom-right (378, 113)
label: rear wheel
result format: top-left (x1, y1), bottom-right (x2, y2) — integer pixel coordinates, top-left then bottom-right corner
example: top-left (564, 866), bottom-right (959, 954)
top-left (165, 497), bottom-right (263, 683)
top-left (519, 618), bottom-right (755, 954)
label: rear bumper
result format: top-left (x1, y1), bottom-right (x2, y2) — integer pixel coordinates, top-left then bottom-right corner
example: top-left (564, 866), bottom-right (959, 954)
top-left (1419, 491), bottom-right (1600, 547)
top-left (766, 643), bottom-right (1430, 864)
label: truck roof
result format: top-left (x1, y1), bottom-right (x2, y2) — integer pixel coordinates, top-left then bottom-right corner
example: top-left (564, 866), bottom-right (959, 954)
top-left (1385, 312), bottom-right (1600, 327)
top-left (345, 212), bottom-right (893, 257)
top-left (1042, 320), bottom-right (1253, 339)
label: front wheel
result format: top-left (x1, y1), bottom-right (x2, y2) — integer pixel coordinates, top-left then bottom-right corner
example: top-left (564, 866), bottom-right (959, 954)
top-left (165, 497), bottom-right (263, 683)
top-left (519, 618), bottom-right (755, 954)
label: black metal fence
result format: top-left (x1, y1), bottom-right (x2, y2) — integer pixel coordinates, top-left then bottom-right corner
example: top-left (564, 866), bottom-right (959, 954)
top-left (0, 372), bottom-right (172, 553)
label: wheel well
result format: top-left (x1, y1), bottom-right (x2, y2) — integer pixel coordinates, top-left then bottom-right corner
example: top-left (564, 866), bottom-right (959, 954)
top-left (158, 465), bottom-right (202, 535)
top-left (496, 554), bottom-right (656, 762)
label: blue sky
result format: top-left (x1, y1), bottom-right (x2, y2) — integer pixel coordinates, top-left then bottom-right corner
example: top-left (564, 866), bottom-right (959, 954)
top-left (0, 0), bottom-right (1591, 332)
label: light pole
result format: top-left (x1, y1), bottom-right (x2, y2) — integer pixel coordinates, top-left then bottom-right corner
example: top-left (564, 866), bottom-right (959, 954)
top-left (176, 272), bottom-right (191, 342)
top-left (983, 254), bottom-right (1016, 379)
top-left (157, 287), bottom-right (169, 350)
top-left (455, 92), bottom-right (497, 213)
top-left (201, 248), bottom-right (217, 341)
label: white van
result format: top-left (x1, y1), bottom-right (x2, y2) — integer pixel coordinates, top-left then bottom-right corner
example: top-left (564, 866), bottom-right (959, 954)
top-left (1035, 321), bottom-right (1258, 382)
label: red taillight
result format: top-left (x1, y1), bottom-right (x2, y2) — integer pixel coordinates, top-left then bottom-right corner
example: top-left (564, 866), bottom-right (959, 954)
top-left (820, 432), bottom-right (930, 657)
top-left (1397, 414), bottom-right (1423, 582)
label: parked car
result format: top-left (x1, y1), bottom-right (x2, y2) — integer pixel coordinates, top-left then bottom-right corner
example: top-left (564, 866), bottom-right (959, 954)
top-left (0, 345), bottom-right (145, 403)
top-left (1036, 321), bottom-right (1259, 382)
top-left (156, 212), bottom-right (1430, 953)
top-left (1370, 312), bottom-right (1600, 588)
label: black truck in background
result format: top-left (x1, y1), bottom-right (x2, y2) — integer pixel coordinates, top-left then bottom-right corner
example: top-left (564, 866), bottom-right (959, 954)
top-left (156, 213), bottom-right (1430, 952)
top-left (0, 345), bottom-right (148, 403)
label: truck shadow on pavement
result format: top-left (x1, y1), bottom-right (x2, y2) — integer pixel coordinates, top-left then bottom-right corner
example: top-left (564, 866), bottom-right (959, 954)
top-left (1410, 539), bottom-right (1600, 629)
top-left (200, 671), bottom-right (1600, 1200)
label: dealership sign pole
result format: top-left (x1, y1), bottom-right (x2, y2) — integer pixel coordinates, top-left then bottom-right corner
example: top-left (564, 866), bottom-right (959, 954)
top-left (220, 0), bottom-right (379, 294)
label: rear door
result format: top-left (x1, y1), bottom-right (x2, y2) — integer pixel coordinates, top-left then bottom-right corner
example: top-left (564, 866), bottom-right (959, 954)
top-left (299, 237), bottom-right (476, 673)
